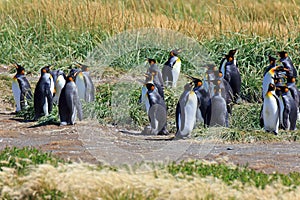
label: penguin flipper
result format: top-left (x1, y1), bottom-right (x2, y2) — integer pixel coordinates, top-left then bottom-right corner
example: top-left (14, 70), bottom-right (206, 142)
top-left (74, 91), bottom-right (83, 121)
top-left (46, 88), bottom-right (53, 114)
top-left (274, 94), bottom-right (281, 129)
top-left (175, 102), bottom-right (181, 131)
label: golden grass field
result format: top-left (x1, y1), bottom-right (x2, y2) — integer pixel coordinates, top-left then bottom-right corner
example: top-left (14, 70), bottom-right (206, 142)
top-left (0, 162), bottom-right (299, 199)
top-left (1, 0), bottom-right (300, 40)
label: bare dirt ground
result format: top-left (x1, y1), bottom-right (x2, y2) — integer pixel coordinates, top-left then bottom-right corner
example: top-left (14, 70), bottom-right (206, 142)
top-left (1, 110), bottom-right (300, 174)
top-left (1, 67), bottom-right (300, 174)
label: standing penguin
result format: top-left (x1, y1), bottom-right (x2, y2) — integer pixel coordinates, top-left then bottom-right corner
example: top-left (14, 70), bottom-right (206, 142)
top-left (147, 58), bottom-right (164, 99)
top-left (50, 69), bottom-right (66, 104)
top-left (262, 83), bottom-right (280, 135)
top-left (75, 62), bottom-right (95, 102)
top-left (206, 85), bottom-right (229, 127)
top-left (34, 65), bottom-right (55, 120)
top-left (263, 55), bottom-right (277, 76)
top-left (145, 82), bottom-right (168, 135)
top-left (59, 71), bottom-right (83, 125)
top-left (219, 49), bottom-right (238, 76)
top-left (278, 51), bottom-right (297, 78)
top-left (162, 49), bottom-right (182, 87)
top-left (262, 65), bottom-right (280, 99)
top-left (175, 82), bottom-right (198, 138)
top-left (277, 85), bottom-right (297, 131)
top-left (220, 49), bottom-right (241, 103)
top-left (185, 75), bottom-right (210, 124)
top-left (11, 63), bottom-right (32, 112)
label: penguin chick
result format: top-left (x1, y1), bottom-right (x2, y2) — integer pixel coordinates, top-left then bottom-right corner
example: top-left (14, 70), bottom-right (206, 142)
top-left (206, 85), bottom-right (229, 127)
top-left (145, 82), bottom-right (168, 135)
top-left (11, 63), bottom-right (32, 112)
top-left (59, 72), bottom-right (83, 125)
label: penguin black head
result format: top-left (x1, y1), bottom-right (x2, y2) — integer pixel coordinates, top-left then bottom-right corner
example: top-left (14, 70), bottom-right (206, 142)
top-left (185, 74), bottom-right (202, 87)
top-left (268, 83), bottom-right (276, 92)
top-left (277, 51), bottom-right (288, 59)
top-left (145, 82), bottom-right (155, 91)
top-left (286, 76), bottom-right (296, 84)
top-left (170, 48), bottom-right (182, 56)
top-left (228, 49), bottom-right (238, 57)
top-left (75, 62), bottom-right (89, 72)
top-left (40, 65), bottom-right (51, 75)
top-left (69, 68), bottom-right (81, 77)
top-left (14, 63), bottom-right (25, 75)
top-left (147, 58), bottom-right (156, 65)
top-left (66, 72), bottom-right (77, 82)
top-left (268, 55), bottom-right (276, 65)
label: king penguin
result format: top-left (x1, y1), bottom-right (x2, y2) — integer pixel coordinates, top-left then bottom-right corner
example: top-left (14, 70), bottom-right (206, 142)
top-left (75, 62), bottom-right (95, 102)
top-left (162, 49), bottom-right (182, 87)
top-left (50, 69), bottom-right (66, 104)
top-left (59, 71), bottom-right (83, 125)
top-left (220, 49), bottom-right (241, 103)
top-left (11, 63), bottom-right (32, 112)
top-left (34, 65), bottom-right (55, 120)
top-left (175, 82), bottom-right (198, 138)
top-left (278, 51), bottom-right (297, 78)
top-left (206, 85), bottom-right (229, 127)
top-left (276, 85), bottom-right (297, 131)
top-left (147, 58), bottom-right (164, 99)
top-left (185, 75), bottom-right (210, 124)
top-left (262, 83), bottom-right (280, 135)
top-left (145, 82), bottom-right (168, 135)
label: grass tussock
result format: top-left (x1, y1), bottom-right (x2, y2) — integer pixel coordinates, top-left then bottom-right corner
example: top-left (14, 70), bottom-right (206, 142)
top-left (1, 147), bottom-right (300, 199)
top-left (0, 161), bottom-right (300, 199)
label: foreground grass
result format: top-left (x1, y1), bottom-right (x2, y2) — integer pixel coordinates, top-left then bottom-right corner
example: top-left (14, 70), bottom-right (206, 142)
top-left (0, 147), bottom-right (300, 199)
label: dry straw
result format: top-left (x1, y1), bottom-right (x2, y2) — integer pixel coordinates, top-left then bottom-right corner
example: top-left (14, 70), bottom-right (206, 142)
top-left (0, 0), bottom-right (300, 40)
top-left (0, 162), bottom-right (299, 199)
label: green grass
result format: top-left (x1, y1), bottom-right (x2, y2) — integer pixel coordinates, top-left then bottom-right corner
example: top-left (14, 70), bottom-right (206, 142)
top-left (0, 147), bottom-right (65, 175)
top-left (167, 160), bottom-right (300, 189)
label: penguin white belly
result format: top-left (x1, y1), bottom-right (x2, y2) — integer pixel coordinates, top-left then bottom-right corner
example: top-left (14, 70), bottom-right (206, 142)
top-left (278, 97), bottom-right (284, 127)
top-left (53, 75), bottom-right (66, 103)
top-left (50, 75), bottom-right (55, 96)
top-left (43, 97), bottom-right (49, 116)
top-left (180, 93), bottom-right (197, 136)
top-left (12, 79), bottom-right (21, 112)
top-left (172, 61), bottom-right (181, 87)
top-left (263, 97), bottom-right (279, 133)
top-left (76, 73), bottom-right (86, 100)
top-left (141, 85), bottom-right (150, 114)
top-left (262, 74), bottom-right (274, 98)
top-left (220, 59), bottom-right (226, 78)
top-left (71, 106), bottom-right (77, 125)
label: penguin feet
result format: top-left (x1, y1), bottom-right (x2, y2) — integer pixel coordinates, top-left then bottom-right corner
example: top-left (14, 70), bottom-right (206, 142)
top-left (157, 129), bottom-right (169, 135)
top-left (60, 121), bottom-right (67, 126)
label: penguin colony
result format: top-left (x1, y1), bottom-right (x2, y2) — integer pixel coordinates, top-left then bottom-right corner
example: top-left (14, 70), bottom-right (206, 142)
top-left (260, 52), bottom-right (299, 135)
top-left (11, 49), bottom-right (299, 137)
top-left (141, 49), bottom-right (241, 138)
top-left (11, 62), bottom-right (95, 126)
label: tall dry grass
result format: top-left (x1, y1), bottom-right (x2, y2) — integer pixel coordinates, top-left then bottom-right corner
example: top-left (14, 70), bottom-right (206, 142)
top-left (0, 0), bottom-right (300, 40)
top-left (0, 162), bottom-right (299, 199)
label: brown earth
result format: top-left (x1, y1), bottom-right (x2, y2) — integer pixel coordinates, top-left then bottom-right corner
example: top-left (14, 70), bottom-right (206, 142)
top-left (1, 66), bottom-right (300, 174)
